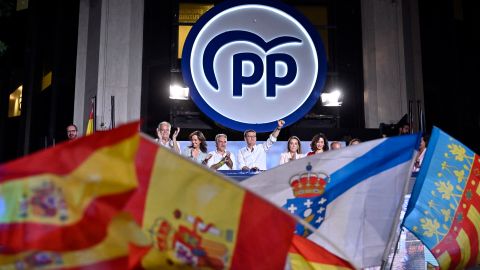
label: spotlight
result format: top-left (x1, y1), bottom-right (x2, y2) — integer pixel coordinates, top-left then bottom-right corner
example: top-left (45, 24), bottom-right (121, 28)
top-left (169, 84), bottom-right (189, 100)
top-left (321, 89), bottom-right (342, 107)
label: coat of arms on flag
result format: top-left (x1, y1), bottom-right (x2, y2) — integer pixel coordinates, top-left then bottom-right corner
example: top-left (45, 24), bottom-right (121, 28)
top-left (18, 181), bottom-right (68, 221)
top-left (283, 163), bottom-right (330, 237)
top-left (242, 134), bottom-right (421, 268)
top-left (148, 209), bottom-right (233, 269)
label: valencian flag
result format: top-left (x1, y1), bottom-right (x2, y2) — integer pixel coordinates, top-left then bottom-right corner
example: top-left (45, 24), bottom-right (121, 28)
top-left (0, 122), bottom-right (141, 254)
top-left (241, 134), bottom-right (420, 268)
top-left (124, 136), bottom-right (297, 270)
top-left (403, 127), bottom-right (480, 269)
top-left (288, 235), bottom-right (353, 269)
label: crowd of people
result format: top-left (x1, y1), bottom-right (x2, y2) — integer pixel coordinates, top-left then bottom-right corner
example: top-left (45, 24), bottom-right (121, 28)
top-left (65, 120), bottom-right (429, 172)
top-left (151, 119), bottom-right (366, 172)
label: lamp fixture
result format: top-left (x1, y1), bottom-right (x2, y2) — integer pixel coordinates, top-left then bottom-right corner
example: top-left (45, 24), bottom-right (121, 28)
top-left (321, 89), bottom-right (342, 107)
top-left (169, 84), bottom-right (189, 100)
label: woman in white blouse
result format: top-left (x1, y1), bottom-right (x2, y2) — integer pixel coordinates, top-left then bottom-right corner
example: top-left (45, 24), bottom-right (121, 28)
top-left (279, 136), bottom-right (305, 165)
top-left (413, 133), bottom-right (429, 172)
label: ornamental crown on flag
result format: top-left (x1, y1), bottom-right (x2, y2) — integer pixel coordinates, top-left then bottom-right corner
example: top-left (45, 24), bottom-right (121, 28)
top-left (125, 136), bottom-right (297, 269)
top-left (241, 134), bottom-right (420, 268)
top-left (0, 122), bottom-right (148, 269)
top-left (403, 127), bottom-right (480, 270)
top-left (0, 121), bottom-right (299, 269)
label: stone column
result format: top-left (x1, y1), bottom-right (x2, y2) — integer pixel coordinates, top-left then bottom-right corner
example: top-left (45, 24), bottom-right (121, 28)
top-left (74, 0), bottom-right (144, 134)
top-left (361, 0), bottom-right (408, 129)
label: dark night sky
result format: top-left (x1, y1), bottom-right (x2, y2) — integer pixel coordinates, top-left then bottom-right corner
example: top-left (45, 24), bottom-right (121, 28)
top-left (418, 0), bottom-right (479, 152)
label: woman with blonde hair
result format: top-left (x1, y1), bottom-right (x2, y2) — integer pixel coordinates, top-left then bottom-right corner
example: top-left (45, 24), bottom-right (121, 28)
top-left (279, 136), bottom-right (305, 165)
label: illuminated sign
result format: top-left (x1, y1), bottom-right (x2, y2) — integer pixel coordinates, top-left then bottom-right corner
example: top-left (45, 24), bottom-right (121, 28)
top-left (182, 0), bottom-right (327, 132)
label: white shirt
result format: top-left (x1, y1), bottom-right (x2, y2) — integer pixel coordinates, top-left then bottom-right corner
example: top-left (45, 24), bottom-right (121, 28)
top-left (237, 135), bottom-right (277, 171)
top-left (413, 147), bottom-right (427, 172)
top-left (207, 150), bottom-right (236, 170)
top-left (279, 152), bottom-right (306, 165)
top-left (157, 138), bottom-right (180, 152)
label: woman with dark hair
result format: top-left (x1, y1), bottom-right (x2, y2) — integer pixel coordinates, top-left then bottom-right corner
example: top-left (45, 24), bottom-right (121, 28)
top-left (307, 133), bottom-right (329, 156)
top-left (413, 133), bottom-right (430, 172)
top-left (349, 138), bottom-right (361, 146)
top-left (279, 136), bottom-right (305, 165)
top-left (182, 130), bottom-right (210, 164)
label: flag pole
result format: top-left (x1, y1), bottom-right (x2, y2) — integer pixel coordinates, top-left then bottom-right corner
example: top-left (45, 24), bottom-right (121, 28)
top-left (387, 227), bottom-right (404, 269)
top-left (110, 96), bottom-right (115, 129)
top-left (92, 96), bottom-right (96, 133)
top-left (86, 96), bottom-right (96, 135)
top-left (380, 147), bottom-right (419, 270)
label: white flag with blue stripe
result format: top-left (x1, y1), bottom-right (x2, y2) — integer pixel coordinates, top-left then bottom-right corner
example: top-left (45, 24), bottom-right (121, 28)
top-left (241, 134), bottom-right (420, 268)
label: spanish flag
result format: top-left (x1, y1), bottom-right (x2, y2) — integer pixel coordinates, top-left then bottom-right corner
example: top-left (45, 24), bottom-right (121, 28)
top-left (288, 235), bottom-right (354, 269)
top-left (125, 136), bottom-right (297, 269)
top-left (0, 213), bottom-right (150, 269)
top-left (0, 122), bottom-right (141, 253)
top-left (85, 102), bottom-right (94, 136)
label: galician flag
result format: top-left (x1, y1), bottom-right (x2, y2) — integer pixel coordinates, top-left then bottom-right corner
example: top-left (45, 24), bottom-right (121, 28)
top-left (403, 127), bottom-right (480, 269)
top-left (241, 134), bottom-right (420, 268)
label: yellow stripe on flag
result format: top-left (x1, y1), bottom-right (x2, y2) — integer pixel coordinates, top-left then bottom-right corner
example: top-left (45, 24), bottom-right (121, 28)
top-left (467, 206), bottom-right (480, 264)
top-left (437, 251), bottom-right (452, 270)
top-left (86, 118), bottom-right (94, 136)
top-left (0, 135), bottom-right (139, 225)
top-left (289, 253), bottom-right (352, 270)
top-left (456, 229), bottom-right (471, 269)
top-left (86, 104), bottom-right (94, 136)
top-left (140, 147), bottom-right (244, 269)
top-left (0, 213), bottom-right (150, 269)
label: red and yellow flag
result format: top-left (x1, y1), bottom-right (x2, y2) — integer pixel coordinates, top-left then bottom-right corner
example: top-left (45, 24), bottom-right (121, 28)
top-left (125, 137), bottom-right (297, 269)
top-left (0, 122), bottom-right (140, 253)
top-left (288, 235), bottom-right (353, 270)
top-left (85, 102), bottom-right (95, 136)
top-left (0, 213), bottom-right (150, 269)
top-left (404, 127), bottom-right (480, 269)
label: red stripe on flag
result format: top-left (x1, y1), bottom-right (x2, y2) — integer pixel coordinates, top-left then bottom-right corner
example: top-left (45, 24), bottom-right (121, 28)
top-left (463, 210), bottom-right (479, 267)
top-left (289, 235), bottom-right (353, 268)
top-left (0, 122), bottom-right (140, 182)
top-left (124, 136), bottom-right (158, 225)
top-left (464, 156), bottom-right (480, 266)
top-left (432, 154), bottom-right (480, 269)
top-left (128, 242), bottom-right (151, 270)
top-left (63, 256), bottom-right (129, 270)
top-left (230, 191), bottom-right (295, 270)
top-left (0, 191), bottom-right (133, 253)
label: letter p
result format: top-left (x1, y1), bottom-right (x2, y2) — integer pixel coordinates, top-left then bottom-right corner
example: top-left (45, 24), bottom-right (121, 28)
top-left (233, 53), bottom-right (263, 97)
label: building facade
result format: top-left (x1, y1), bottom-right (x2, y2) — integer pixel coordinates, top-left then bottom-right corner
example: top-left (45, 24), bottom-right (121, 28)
top-left (0, 0), bottom-right (440, 162)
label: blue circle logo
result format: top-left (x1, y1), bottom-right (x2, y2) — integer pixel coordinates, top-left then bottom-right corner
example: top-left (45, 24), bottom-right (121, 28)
top-left (182, 0), bottom-right (327, 132)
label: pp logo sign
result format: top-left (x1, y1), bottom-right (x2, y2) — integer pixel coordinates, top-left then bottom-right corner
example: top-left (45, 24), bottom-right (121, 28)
top-left (182, 0), bottom-right (327, 132)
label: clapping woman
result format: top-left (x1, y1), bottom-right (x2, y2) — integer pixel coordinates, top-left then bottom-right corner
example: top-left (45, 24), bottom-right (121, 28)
top-left (182, 130), bottom-right (209, 164)
top-left (279, 136), bottom-right (305, 165)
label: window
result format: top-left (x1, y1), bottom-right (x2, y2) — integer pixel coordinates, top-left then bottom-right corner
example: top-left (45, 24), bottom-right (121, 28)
top-left (177, 3), bottom-right (214, 59)
top-left (8, 85), bottom-right (22, 117)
